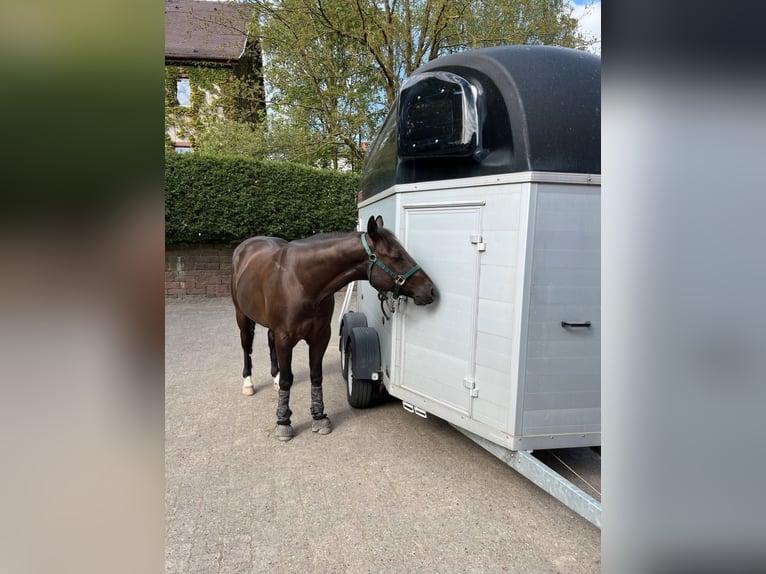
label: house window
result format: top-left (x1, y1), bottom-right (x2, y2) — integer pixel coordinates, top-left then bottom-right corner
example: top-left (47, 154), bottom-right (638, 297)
top-left (174, 141), bottom-right (192, 153)
top-left (176, 78), bottom-right (191, 107)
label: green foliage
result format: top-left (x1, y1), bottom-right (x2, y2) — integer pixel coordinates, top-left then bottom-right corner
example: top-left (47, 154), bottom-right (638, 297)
top-left (195, 121), bottom-right (268, 159)
top-left (165, 63), bottom-right (264, 148)
top-left (165, 153), bottom-right (257, 243)
top-left (165, 153), bottom-right (359, 245)
top-left (260, 1), bottom-right (382, 170)
top-left (193, 117), bottom-right (334, 168)
top-left (250, 159), bottom-right (360, 240)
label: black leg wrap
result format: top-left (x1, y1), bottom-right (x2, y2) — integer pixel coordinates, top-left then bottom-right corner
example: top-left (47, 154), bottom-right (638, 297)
top-left (310, 386), bottom-right (326, 421)
top-left (276, 389), bottom-right (292, 425)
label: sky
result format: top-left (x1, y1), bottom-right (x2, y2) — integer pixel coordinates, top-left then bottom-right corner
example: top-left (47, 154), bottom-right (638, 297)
top-left (570, 0), bottom-right (601, 54)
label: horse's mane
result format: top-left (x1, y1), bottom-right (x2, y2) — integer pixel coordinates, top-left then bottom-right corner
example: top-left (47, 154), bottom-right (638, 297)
top-left (295, 228), bottom-right (395, 246)
top-left (294, 231), bottom-right (357, 243)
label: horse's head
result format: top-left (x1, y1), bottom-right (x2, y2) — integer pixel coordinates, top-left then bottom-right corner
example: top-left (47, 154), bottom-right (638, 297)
top-left (363, 215), bottom-right (436, 306)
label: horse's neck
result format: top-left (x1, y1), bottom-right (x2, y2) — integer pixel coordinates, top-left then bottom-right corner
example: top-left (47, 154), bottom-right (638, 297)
top-left (298, 233), bottom-right (367, 301)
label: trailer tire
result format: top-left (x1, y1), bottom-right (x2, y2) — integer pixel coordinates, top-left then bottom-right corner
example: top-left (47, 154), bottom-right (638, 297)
top-left (340, 312), bottom-right (368, 379)
top-left (346, 344), bottom-right (373, 408)
top-left (345, 327), bottom-right (379, 409)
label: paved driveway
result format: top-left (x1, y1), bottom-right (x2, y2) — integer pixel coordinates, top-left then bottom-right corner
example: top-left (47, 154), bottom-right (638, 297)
top-left (166, 293), bottom-right (600, 573)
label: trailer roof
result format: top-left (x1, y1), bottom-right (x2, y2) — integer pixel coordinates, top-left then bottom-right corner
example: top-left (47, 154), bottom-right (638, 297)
top-left (361, 45), bottom-right (600, 199)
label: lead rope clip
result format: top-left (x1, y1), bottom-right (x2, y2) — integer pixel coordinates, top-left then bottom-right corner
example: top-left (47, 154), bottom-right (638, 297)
top-left (378, 291), bottom-right (396, 324)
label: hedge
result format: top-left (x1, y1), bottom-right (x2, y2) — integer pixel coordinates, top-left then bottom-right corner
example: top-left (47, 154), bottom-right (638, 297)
top-left (165, 153), bottom-right (359, 244)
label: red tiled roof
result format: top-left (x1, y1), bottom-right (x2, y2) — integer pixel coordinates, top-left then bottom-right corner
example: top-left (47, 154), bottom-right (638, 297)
top-left (165, 0), bottom-right (254, 62)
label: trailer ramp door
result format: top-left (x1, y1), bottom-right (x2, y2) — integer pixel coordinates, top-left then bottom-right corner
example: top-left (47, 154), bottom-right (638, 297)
top-left (521, 185), bottom-right (600, 439)
top-left (397, 203), bottom-right (483, 416)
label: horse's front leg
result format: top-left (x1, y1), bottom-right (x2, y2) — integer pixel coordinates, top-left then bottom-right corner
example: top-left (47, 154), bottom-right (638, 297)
top-left (273, 334), bottom-right (295, 441)
top-left (308, 324), bottom-right (332, 435)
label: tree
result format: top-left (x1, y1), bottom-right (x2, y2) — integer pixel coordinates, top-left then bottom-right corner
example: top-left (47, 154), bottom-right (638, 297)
top-left (258, 0), bottom-right (383, 169)
top-left (245, 0), bottom-right (588, 170)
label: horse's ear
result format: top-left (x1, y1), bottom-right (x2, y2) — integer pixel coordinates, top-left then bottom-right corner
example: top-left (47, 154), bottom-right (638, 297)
top-left (367, 216), bottom-right (378, 240)
top-left (375, 216), bottom-right (384, 229)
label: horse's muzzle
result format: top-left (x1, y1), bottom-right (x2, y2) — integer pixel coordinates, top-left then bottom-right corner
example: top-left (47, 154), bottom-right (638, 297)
top-left (412, 285), bottom-right (437, 306)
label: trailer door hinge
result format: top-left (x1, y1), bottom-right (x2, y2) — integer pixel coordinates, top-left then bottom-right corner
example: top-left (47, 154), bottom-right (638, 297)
top-left (463, 377), bottom-right (479, 397)
top-left (469, 234), bottom-right (486, 252)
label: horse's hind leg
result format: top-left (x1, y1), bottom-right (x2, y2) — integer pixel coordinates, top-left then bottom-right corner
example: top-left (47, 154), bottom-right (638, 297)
top-left (267, 329), bottom-right (279, 390)
top-left (308, 323), bottom-right (333, 435)
top-left (236, 309), bottom-right (256, 395)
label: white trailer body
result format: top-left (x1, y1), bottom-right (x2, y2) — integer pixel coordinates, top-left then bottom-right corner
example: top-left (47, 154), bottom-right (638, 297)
top-left (357, 171), bottom-right (600, 452)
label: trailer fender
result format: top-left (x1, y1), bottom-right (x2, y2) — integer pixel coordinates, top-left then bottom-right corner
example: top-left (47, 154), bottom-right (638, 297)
top-left (347, 327), bottom-right (381, 381)
top-left (344, 326), bottom-right (382, 409)
top-left (339, 311), bottom-right (369, 379)
top-left (339, 311), bottom-right (368, 353)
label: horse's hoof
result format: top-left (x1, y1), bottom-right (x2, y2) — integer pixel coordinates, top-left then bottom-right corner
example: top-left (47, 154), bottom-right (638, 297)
top-left (242, 376), bottom-right (254, 395)
top-left (311, 417), bottom-right (332, 435)
top-left (275, 424), bottom-right (294, 441)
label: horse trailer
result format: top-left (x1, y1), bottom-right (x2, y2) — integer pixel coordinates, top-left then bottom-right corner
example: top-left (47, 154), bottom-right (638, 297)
top-left (339, 46), bottom-right (601, 526)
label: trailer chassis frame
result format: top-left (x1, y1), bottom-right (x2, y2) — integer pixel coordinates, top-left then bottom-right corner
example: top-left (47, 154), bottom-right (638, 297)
top-left (452, 426), bottom-right (601, 528)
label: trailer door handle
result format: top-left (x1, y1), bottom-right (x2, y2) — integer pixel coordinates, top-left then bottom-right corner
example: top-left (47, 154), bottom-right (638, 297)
top-left (561, 321), bottom-right (592, 328)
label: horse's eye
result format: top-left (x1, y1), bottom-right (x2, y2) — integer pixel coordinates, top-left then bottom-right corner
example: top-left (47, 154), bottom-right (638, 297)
top-left (392, 255), bottom-right (403, 263)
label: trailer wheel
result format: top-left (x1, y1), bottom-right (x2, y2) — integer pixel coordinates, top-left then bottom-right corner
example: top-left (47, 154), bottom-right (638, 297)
top-left (340, 312), bottom-right (368, 378)
top-left (346, 341), bottom-right (374, 408)
top-left (341, 340), bottom-right (350, 380)
top-left (344, 326), bottom-right (380, 409)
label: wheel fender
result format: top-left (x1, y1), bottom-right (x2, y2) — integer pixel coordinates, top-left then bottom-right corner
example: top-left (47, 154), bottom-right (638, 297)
top-left (348, 327), bottom-right (381, 380)
top-left (340, 311), bottom-right (368, 352)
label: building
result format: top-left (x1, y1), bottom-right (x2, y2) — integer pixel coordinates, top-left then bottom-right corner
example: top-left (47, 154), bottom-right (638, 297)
top-left (165, 0), bottom-right (263, 152)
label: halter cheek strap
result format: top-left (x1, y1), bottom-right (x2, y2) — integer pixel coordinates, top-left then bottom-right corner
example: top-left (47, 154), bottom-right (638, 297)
top-left (361, 233), bottom-right (421, 299)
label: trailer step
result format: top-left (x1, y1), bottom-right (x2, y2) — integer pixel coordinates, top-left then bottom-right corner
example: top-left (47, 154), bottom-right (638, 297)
top-left (402, 402), bottom-right (427, 418)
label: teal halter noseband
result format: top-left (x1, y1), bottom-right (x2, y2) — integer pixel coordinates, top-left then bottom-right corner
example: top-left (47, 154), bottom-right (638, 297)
top-left (361, 232), bottom-right (421, 299)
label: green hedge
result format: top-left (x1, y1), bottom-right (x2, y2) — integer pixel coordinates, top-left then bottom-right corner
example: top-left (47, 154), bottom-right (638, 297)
top-left (165, 153), bottom-right (359, 244)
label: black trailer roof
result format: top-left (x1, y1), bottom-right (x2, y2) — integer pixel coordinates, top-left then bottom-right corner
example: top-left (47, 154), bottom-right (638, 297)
top-left (360, 45), bottom-right (600, 200)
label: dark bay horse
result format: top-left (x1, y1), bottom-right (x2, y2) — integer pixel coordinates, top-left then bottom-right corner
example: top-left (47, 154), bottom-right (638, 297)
top-left (231, 215), bottom-right (436, 441)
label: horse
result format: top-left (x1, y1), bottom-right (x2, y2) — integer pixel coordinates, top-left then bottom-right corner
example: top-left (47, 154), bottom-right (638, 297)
top-left (231, 215), bottom-right (436, 441)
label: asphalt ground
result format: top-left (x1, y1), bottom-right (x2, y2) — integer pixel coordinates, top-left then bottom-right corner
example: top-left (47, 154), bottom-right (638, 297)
top-left (166, 293), bottom-right (601, 573)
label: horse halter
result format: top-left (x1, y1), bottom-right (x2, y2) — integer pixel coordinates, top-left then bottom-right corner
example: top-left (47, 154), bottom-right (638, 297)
top-left (361, 232), bottom-right (421, 299)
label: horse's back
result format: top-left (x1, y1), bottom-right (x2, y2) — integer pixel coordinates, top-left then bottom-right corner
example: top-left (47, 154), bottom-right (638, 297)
top-left (232, 237), bottom-right (288, 318)
top-left (233, 236), bottom-right (286, 274)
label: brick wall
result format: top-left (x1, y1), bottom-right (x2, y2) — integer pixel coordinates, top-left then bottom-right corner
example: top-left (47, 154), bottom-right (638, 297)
top-left (165, 244), bottom-right (234, 297)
